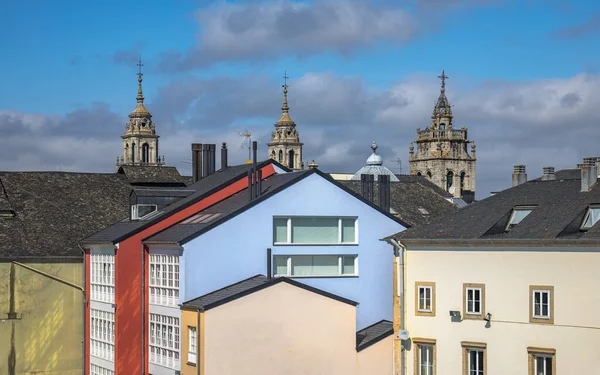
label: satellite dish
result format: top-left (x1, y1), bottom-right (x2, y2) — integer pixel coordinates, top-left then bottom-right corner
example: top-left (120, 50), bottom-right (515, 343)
top-left (398, 330), bottom-right (409, 340)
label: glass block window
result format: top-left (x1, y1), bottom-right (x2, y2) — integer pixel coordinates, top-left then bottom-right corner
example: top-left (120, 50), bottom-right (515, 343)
top-left (149, 313), bottom-right (180, 370)
top-left (149, 254), bottom-right (180, 307)
top-left (90, 364), bottom-right (114, 375)
top-left (90, 309), bottom-right (114, 361)
top-left (91, 253), bottom-right (115, 303)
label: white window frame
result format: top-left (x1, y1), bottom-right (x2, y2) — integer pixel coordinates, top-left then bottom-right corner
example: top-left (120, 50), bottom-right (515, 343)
top-left (90, 309), bottom-right (115, 361)
top-left (149, 313), bottom-right (180, 370)
top-left (532, 290), bottom-right (551, 320)
top-left (131, 204), bottom-right (158, 220)
top-left (273, 216), bottom-right (358, 245)
top-left (467, 349), bottom-right (485, 375)
top-left (581, 205), bottom-right (600, 230)
top-left (188, 326), bottom-right (197, 364)
top-left (418, 286), bottom-right (433, 313)
top-left (466, 287), bottom-right (482, 315)
top-left (273, 254), bottom-right (358, 277)
top-left (505, 206), bottom-right (535, 231)
top-left (90, 364), bottom-right (115, 375)
top-left (534, 355), bottom-right (552, 375)
top-left (418, 344), bottom-right (434, 375)
top-left (90, 253), bottom-right (115, 303)
top-left (149, 254), bottom-right (180, 307)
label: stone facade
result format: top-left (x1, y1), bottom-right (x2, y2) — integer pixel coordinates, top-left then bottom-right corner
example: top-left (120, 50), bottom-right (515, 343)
top-left (409, 71), bottom-right (476, 200)
top-left (116, 59), bottom-right (164, 169)
top-left (268, 77), bottom-right (303, 171)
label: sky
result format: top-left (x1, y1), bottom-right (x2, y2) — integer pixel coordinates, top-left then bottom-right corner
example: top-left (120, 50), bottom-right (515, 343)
top-left (1, 0), bottom-right (599, 198)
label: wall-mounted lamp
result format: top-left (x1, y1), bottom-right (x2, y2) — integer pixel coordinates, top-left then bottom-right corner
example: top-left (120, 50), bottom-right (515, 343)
top-left (484, 313), bottom-right (492, 322)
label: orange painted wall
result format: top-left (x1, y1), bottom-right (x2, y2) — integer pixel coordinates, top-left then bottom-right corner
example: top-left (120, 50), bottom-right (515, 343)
top-left (114, 164), bottom-right (276, 375)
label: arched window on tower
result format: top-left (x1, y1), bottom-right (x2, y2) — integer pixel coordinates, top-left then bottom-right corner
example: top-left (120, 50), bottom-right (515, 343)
top-left (278, 150), bottom-right (283, 163)
top-left (142, 143), bottom-right (149, 164)
top-left (446, 171), bottom-right (454, 192)
top-left (440, 123), bottom-right (446, 137)
top-left (288, 150), bottom-right (295, 169)
top-left (417, 172), bottom-right (422, 177)
top-left (125, 144), bottom-right (129, 162)
top-left (271, 151), bottom-right (276, 160)
top-left (131, 143), bottom-right (136, 163)
top-left (460, 171), bottom-right (466, 195)
top-left (427, 171), bottom-right (432, 179)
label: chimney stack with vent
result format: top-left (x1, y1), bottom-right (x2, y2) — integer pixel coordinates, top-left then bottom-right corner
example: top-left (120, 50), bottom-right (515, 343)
top-left (201, 144), bottom-right (210, 178)
top-left (581, 157), bottom-right (598, 192)
top-left (512, 165), bottom-right (527, 187)
top-left (378, 175), bottom-right (391, 212)
top-left (208, 144), bottom-right (216, 175)
top-left (192, 143), bottom-right (202, 183)
top-left (541, 166), bottom-right (556, 181)
top-left (221, 143), bottom-right (228, 170)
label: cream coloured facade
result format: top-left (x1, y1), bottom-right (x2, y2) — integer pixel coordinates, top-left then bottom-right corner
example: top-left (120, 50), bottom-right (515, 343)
top-left (392, 246), bottom-right (600, 374)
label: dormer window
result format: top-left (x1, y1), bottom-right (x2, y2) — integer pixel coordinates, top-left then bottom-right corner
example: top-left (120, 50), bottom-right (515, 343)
top-left (131, 204), bottom-right (158, 220)
top-left (506, 206), bottom-right (535, 231)
top-left (581, 205), bottom-right (600, 230)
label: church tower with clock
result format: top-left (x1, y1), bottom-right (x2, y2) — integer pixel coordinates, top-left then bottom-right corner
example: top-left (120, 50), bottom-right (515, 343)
top-left (116, 58), bottom-right (164, 169)
top-left (409, 71), bottom-right (476, 201)
top-left (268, 72), bottom-right (304, 171)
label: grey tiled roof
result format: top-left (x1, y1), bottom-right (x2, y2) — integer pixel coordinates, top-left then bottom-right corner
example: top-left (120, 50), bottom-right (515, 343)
top-left (182, 275), bottom-right (358, 311)
top-left (356, 320), bottom-right (393, 352)
top-left (338, 179), bottom-right (457, 227)
top-left (117, 165), bottom-right (186, 185)
top-left (0, 172), bottom-right (133, 257)
top-left (394, 169), bottom-right (600, 242)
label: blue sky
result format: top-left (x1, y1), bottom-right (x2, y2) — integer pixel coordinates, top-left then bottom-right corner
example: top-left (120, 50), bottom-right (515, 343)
top-left (1, 0), bottom-right (599, 197)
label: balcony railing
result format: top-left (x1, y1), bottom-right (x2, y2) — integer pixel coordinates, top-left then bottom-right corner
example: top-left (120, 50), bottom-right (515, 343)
top-left (416, 128), bottom-right (466, 141)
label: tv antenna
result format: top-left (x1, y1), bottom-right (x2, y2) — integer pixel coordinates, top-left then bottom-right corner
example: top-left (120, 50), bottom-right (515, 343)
top-left (239, 129), bottom-right (252, 162)
top-left (395, 158), bottom-right (403, 175)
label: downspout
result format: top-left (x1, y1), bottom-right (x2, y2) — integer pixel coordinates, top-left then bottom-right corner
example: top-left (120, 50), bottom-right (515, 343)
top-left (389, 238), bottom-right (406, 375)
top-left (77, 244), bottom-right (87, 375)
top-left (142, 244), bottom-right (146, 375)
top-left (197, 308), bottom-right (201, 375)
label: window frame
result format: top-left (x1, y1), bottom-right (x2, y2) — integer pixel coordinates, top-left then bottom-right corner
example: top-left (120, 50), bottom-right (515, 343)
top-left (461, 342), bottom-right (486, 375)
top-left (415, 282), bottom-right (436, 317)
top-left (149, 254), bottom-right (180, 307)
top-left (463, 283), bottom-right (485, 320)
top-left (529, 285), bottom-right (554, 324)
top-left (505, 206), bottom-right (536, 231)
top-left (149, 313), bottom-right (180, 370)
top-left (527, 347), bottom-right (556, 375)
top-left (131, 203), bottom-right (158, 220)
top-left (413, 338), bottom-right (436, 375)
top-left (90, 252), bottom-right (115, 303)
top-left (187, 326), bottom-right (197, 365)
top-left (90, 309), bottom-right (115, 361)
top-left (580, 205), bottom-right (600, 230)
top-left (273, 216), bottom-right (358, 245)
top-left (273, 254), bottom-right (358, 278)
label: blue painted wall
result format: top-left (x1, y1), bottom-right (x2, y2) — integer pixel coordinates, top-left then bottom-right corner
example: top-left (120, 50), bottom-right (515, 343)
top-left (177, 173), bottom-right (405, 329)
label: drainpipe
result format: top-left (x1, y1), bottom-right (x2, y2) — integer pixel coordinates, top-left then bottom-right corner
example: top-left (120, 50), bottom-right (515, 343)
top-left (389, 238), bottom-right (406, 375)
top-left (77, 244), bottom-right (87, 375)
top-left (197, 308), bottom-right (201, 375)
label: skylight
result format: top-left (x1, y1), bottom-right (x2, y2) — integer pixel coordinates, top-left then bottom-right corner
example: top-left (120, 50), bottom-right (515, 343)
top-left (581, 206), bottom-right (600, 230)
top-left (418, 207), bottom-right (430, 215)
top-left (505, 206), bottom-right (534, 231)
top-left (131, 204), bottom-right (158, 220)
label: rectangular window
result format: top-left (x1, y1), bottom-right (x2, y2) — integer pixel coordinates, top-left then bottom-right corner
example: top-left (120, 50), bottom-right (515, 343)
top-left (463, 283), bottom-right (485, 319)
top-left (462, 342), bottom-right (486, 375)
top-left (413, 338), bottom-right (436, 375)
top-left (90, 364), bottom-right (115, 375)
top-left (415, 282), bottom-right (436, 317)
top-left (273, 217), bottom-right (357, 244)
top-left (188, 326), bottom-right (197, 364)
top-left (90, 253), bottom-right (115, 303)
top-left (149, 313), bottom-right (180, 370)
top-left (274, 255), bottom-right (358, 277)
top-left (581, 205), bottom-right (600, 230)
top-left (527, 348), bottom-right (555, 375)
top-left (90, 309), bottom-right (115, 361)
top-left (131, 204), bottom-right (158, 220)
top-left (149, 254), bottom-right (180, 307)
top-left (530, 286), bottom-right (554, 324)
top-left (506, 206), bottom-right (535, 231)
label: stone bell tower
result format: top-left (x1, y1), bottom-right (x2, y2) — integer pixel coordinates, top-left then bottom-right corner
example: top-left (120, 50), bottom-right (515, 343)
top-left (116, 58), bottom-right (164, 169)
top-left (267, 72), bottom-right (303, 171)
top-left (409, 71), bottom-right (476, 201)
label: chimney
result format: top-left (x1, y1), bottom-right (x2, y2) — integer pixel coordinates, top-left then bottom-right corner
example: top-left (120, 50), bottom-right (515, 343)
top-left (202, 144), bottom-right (210, 178)
top-left (512, 165), bottom-right (527, 187)
top-left (266, 248), bottom-right (272, 279)
top-left (208, 144), bottom-right (216, 175)
top-left (541, 166), bottom-right (556, 181)
top-left (581, 158), bottom-right (598, 192)
top-left (221, 143), bottom-right (228, 170)
top-left (191, 143), bottom-right (202, 183)
top-left (368, 174), bottom-right (375, 202)
top-left (378, 175), bottom-right (391, 212)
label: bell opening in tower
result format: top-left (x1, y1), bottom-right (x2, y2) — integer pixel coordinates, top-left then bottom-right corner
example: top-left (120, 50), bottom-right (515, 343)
top-left (446, 171), bottom-right (454, 191)
top-left (131, 143), bottom-right (136, 163)
top-left (460, 171), bottom-right (466, 195)
top-left (142, 143), bottom-right (149, 164)
top-left (288, 150), bottom-right (295, 169)
top-left (279, 150), bottom-right (283, 163)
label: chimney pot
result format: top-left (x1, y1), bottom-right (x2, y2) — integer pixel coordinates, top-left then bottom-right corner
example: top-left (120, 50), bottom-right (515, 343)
top-left (542, 166), bottom-right (556, 181)
top-left (192, 143), bottom-right (202, 183)
top-left (581, 163), bottom-right (598, 192)
top-left (221, 142), bottom-right (228, 170)
top-left (512, 165), bottom-right (527, 187)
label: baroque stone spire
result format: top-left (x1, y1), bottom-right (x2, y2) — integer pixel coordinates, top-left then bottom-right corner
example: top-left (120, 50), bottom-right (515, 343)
top-left (431, 70), bottom-right (453, 126)
top-left (117, 58), bottom-right (163, 168)
top-left (268, 71), bottom-right (303, 170)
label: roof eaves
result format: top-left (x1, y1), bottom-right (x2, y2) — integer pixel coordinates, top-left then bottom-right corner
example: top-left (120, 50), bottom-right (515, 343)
top-left (356, 319), bottom-right (394, 352)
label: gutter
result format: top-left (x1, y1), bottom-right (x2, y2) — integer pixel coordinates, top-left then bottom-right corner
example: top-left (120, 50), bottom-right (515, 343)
top-left (384, 238), bottom-right (406, 375)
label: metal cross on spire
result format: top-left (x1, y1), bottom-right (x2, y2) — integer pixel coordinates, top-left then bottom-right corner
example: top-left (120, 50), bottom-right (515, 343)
top-left (282, 70), bottom-right (289, 89)
top-left (438, 70), bottom-right (448, 90)
top-left (137, 57), bottom-right (144, 81)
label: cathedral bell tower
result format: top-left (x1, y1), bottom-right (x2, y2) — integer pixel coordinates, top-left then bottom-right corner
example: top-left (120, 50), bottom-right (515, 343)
top-left (116, 58), bottom-right (164, 169)
top-left (409, 71), bottom-right (476, 201)
top-left (268, 72), bottom-right (303, 171)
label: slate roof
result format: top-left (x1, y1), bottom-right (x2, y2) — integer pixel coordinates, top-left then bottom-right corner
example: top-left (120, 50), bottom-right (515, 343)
top-left (0, 172), bottom-right (133, 258)
top-left (83, 161), bottom-right (280, 244)
top-left (181, 274), bottom-right (358, 312)
top-left (338, 179), bottom-right (457, 227)
top-left (117, 165), bottom-right (186, 185)
top-left (393, 168), bottom-right (600, 243)
top-left (356, 320), bottom-right (394, 352)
